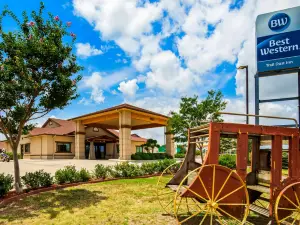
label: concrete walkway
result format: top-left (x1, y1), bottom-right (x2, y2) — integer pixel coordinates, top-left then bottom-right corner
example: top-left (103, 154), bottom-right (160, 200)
top-left (0, 159), bottom-right (119, 176)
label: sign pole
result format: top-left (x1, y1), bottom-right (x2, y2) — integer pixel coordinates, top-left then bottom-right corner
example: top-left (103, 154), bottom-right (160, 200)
top-left (255, 73), bottom-right (259, 125)
top-left (298, 69), bottom-right (300, 126)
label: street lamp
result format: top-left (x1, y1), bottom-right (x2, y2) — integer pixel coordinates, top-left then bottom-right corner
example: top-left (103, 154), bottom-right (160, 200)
top-left (237, 65), bottom-right (249, 124)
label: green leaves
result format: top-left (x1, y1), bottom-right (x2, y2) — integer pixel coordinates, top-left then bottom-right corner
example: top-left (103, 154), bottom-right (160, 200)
top-left (168, 90), bottom-right (227, 143)
top-left (0, 2), bottom-right (82, 142)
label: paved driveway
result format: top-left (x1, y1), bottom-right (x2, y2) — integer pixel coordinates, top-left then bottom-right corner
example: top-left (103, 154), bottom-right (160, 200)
top-left (0, 159), bottom-right (119, 176)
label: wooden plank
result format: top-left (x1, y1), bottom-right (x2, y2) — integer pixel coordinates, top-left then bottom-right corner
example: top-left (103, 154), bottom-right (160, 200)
top-left (247, 185), bottom-right (270, 194)
top-left (249, 204), bottom-right (269, 217)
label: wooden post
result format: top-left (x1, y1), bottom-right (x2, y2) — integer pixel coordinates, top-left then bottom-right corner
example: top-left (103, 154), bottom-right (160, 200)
top-left (237, 132), bottom-right (248, 182)
top-left (270, 135), bottom-right (282, 216)
top-left (207, 123), bottom-right (220, 164)
top-left (289, 135), bottom-right (299, 178)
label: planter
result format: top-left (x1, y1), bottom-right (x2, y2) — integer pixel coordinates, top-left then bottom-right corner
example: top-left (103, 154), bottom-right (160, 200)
top-left (0, 174), bottom-right (160, 207)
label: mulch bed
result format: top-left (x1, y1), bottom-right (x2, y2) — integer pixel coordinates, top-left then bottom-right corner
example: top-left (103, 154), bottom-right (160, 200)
top-left (0, 174), bottom-right (161, 207)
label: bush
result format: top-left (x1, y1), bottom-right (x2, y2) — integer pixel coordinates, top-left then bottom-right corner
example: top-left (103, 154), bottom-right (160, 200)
top-left (21, 170), bottom-right (53, 190)
top-left (0, 173), bottom-right (13, 197)
top-left (219, 154), bottom-right (236, 169)
top-left (155, 159), bottom-right (177, 172)
top-left (141, 162), bottom-right (159, 175)
top-left (77, 168), bottom-right (91, 182)
top-left (6, 152), bottom-right (22, 160)
top-left (131, 153), bottom-right (173, 160)
top-left (175, 153), bottom-right (185, 158)
top-left (94, 164), bottom-right (109, 179)
top-left (114, 162), bottom-right (144, 178)
top-left (195, 150), bottom-right (201, 156)
top-left (55, 165), bottom-right (78, 184)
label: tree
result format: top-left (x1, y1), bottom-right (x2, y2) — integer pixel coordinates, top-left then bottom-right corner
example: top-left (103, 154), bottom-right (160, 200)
top-left (0, 3), bottom-right (82, 192)
top-left (168, 90), bottom-right (229, 162)
top-left (142, 139), bottom-right (160, 154)
top-left (169, 90), bottom-right (227, 143)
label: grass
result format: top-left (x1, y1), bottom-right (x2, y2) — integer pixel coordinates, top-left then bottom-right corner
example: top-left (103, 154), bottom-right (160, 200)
top-left (0, 177), bottom-right (177, 225)
top-left (0, 176), bottom-right (276, 225)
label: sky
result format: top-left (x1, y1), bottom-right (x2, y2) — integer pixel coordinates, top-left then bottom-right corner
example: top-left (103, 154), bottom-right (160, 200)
top-left (1, 0), bottom-right (300, 144)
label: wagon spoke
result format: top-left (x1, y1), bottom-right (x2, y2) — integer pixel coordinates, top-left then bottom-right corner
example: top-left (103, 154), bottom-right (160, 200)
top-left (176, 197), bottom-right (183, 214)
top-left (215, 210), bottom-right (225, 225)
top-left (291, 213), bottom-right (300, 225)
top-left (279, 214), bottom-right (294, 223)
top-left (278, 207), bottom-right (297, 211)
top-left (293, 187), bottom-right (300, 207)
top-left (216, 185), bottom-right (244, 203)
top-left (158, 191), bottom-right (174, 196)
top-left (216, 207), bottom-right (242, 223)
top-left (198, 175), bottom-right (211, 201)
top-left (182, 185), bottom-right (208, 203)
top-left (212, 165), bottom-right (216, 201)
top-left (191, 198), bottom-right (203, 210)
top-left (179, 208), bottom-right (204, 224)
top-left (283, 194), bottom-right (298, 209)
top-left (210, 211), bottom-right (213, 225)
top-left (214, 171), bottom-right (233, 201)
top-left (199, 210), bottom-right (209, 225)
top-left (218, 203), bottom-right (247, 206)
top-left (167, 169), bottom-right (174, 176)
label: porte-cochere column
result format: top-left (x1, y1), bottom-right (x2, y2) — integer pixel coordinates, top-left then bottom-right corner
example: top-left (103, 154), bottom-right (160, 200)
top-left (165, 125), bottom-right (175, 157)
top-left (119, 110), bottom-right (132, 160)
top-left (75, 120), bottom-right (86, 159)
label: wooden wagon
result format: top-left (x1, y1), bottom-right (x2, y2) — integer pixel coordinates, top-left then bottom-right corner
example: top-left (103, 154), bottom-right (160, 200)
top-left (156, 113), bottom-right (300, 224)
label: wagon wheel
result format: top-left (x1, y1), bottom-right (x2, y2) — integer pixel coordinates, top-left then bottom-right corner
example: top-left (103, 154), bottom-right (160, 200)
top-left (275, 181), bottom-right (300, 224)
top-left (174, 164), bottom-right (250, 224)
top-left (156, 162), bottom-right (182, 215)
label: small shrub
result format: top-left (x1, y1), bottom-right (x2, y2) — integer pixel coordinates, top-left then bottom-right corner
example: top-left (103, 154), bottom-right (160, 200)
top-left (131, 153), bottom-right (173, 160)
top-left (219, 154), bottom-right (236, 169)
top-left (77, 168), bottom-right (91, 182)
top-left (55, 165), bottom-right (78, 184)
top-left (141, 162), bottom-right (159, 175)
top-left (156, 159), bottom-right (177, 172)
top-left (114, 162), bottom-right (144, 178)
top-left (175, 153), bottom-right (185, 158)
top-left (0, 173), bottom-right (13, 197)
top-left (195, 150), bottom-right (201, 156)
top-left (94, 164), bottom-right (109, 179)
top-left (21, 170), bottom-right (53, 189)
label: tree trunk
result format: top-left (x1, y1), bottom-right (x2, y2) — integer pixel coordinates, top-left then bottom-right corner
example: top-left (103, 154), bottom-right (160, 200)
top-left (12, 147), bottom-right (22, 193)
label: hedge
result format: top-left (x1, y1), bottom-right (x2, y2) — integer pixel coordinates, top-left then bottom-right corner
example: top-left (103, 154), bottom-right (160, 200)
top-left (6, 152), bottom-right (23, 160)
top-left (0, 173), bottom-right (13, 197)
top-left (219, 154), bottom-right (236, 169)
top-left (131, 152), bottom-right (173, 160)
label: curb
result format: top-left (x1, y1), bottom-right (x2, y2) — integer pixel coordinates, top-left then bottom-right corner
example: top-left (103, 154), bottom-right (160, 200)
top-left (0, 174), bottom-right (160, 207)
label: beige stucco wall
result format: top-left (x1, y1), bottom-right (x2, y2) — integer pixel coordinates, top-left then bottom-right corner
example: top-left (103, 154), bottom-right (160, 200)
top-left (85, 127), bottom-right (115, 138)
top-left (20, 135), bottom-right (75, 159)
top-left (131, 141), bottom-right (146, 154)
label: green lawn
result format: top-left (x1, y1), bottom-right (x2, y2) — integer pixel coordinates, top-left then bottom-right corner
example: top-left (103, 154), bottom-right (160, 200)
top-left (0, 177), bottom-right (271, 225)
top-left (0, 177), bottom-right (177, 225)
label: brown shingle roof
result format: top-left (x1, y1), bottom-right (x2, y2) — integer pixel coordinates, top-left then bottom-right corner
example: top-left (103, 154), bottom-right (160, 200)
top-left (71, 103), bottom-right (169, 120)
top-left (30, 119), bottom-right (75, 136)
top-left (0, 141), bottom-right (5, 149)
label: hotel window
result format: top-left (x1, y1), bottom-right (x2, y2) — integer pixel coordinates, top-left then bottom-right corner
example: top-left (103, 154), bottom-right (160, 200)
top-left (136, 146), bottom-right (143, 153)
top-left (21, 144), bottom-right (30, 153)
top-left (56, 142), bottom-right (71, 153)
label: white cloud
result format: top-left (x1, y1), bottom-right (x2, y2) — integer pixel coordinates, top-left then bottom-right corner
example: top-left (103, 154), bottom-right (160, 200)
top-left (118, 79), bottom-right (139, 98)
top-left (79, 68), bottom-right (134, 104)
top-left (76, 42), bottom-right (103, 58)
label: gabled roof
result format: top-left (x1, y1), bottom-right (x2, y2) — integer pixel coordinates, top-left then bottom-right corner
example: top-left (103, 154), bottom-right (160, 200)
top-left (30, 118), bottom-right (76, 136)
top-left (29, 118), bottom-right (147, 142)
top-left (71, 103), bottom-right (169, 120)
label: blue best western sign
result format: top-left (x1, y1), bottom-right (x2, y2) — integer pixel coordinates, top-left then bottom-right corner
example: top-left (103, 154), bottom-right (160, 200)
top-left (256, 7), bottom-right (300, 73)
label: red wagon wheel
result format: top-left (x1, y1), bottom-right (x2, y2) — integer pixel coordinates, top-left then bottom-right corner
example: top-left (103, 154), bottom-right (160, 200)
top-left (275, 181), bottom-right (300, 224)
top-left (174, 164), bottom-right (249, 224)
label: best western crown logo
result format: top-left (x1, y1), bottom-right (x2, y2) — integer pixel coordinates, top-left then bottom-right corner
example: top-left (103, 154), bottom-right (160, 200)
top-left (268, 13), bottom-right (291, 32)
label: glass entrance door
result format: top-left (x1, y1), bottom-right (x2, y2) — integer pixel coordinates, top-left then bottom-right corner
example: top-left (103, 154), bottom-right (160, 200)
top-left (94, 143), bottom-right (106, 159)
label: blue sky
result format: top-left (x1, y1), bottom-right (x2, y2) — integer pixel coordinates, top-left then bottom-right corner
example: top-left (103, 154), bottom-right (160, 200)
top-left (1, 0), bottom-right (300, 142)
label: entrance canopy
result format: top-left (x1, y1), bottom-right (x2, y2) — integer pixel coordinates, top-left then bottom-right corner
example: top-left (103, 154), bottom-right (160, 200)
top-left (71, 103), bottom-right (169, 130)
top-left (71, 104), bottom-right (174, 160)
